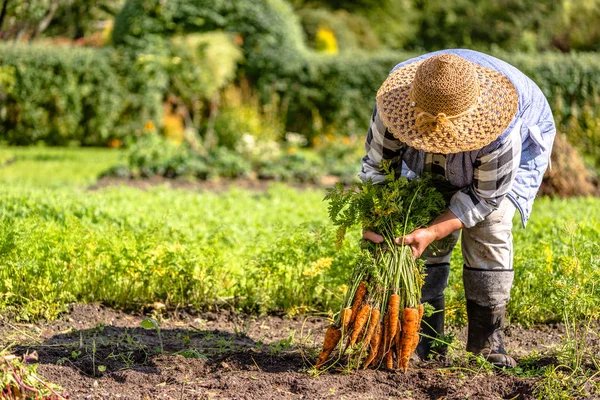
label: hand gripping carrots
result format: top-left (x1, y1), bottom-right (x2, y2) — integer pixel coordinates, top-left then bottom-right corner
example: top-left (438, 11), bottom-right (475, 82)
top-left (318, 172), bottom-right (447, 372)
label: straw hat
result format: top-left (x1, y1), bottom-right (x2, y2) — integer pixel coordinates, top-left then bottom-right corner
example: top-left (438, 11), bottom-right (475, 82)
top-left (376, 54), bottom-right (518, 154)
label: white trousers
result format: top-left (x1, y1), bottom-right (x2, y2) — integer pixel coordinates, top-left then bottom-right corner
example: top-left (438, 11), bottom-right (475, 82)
top-left (424, 197), bottom-right (517, 270)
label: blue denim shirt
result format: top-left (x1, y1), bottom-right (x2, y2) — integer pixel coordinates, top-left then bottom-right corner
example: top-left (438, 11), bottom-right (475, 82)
top-left (389, 49), bottom-right (556, 227)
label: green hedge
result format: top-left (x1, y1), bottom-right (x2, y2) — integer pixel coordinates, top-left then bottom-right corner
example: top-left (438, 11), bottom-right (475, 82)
top-left (0, 43), bottom-right (166, 146)
top-left (0, 33), bottom-right (241, 146)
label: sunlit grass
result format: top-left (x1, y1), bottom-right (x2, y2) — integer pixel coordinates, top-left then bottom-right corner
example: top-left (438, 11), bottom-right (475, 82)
top-left (0, 146), bottom-right (598, 329)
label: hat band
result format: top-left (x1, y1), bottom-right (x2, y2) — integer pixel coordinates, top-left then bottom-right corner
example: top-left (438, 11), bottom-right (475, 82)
top-left (413, 97), bottom-right (481, 141)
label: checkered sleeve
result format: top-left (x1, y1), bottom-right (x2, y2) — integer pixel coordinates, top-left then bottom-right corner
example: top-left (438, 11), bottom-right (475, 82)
top-left (358, 105), bottom-right (406, 184)
top-left (448, 127), bottom-right (522, 228)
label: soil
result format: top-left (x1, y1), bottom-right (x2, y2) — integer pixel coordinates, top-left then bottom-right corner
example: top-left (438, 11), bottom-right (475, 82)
top-left (3, 303), bottom-right (588, 400)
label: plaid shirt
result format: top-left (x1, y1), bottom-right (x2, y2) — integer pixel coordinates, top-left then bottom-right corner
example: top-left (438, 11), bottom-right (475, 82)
top-left (359, 106), bottom-right (522, 228)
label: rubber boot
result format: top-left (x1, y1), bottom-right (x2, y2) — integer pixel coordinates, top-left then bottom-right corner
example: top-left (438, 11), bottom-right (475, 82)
top-left (416, 262), bottom-right (450, 360)
top-left (466, 300), bottom-right (517, 368)
top-left (463, 267), bottom-right (517, 368)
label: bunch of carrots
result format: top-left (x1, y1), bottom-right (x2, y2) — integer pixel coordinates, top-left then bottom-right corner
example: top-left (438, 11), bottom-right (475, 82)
top-left (317, 168), bottom-right (446, 372)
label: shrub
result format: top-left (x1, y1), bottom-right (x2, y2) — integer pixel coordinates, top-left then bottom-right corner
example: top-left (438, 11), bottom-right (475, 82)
top-left (112, 0), bottom-right (306, 86)
top-left (298, 8), bottom-right (380, 53)
top-left (0, 43), bottom-right (166, 146)
top-left (167, 32), bottom-right (242, 109)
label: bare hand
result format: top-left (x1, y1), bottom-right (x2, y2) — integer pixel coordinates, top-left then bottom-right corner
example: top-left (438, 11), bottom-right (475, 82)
top-left (395, 228), bottom-right (437, 259)
top-left (362, 230), bottom-right (384, 244)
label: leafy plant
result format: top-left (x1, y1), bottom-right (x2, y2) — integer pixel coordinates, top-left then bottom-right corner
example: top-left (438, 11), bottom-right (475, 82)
top-left (141, 318), bottom-right (164, 354)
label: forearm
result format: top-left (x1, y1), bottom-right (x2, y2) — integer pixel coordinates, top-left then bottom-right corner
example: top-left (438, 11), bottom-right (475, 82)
top-left (426, 208), bottom-right (464, 241)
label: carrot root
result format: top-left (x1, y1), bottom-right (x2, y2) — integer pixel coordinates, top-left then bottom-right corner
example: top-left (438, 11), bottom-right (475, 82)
top-left (363, 322), bottom-right (382, 369)
top-left (399, 307), bottom-right (419, 372)
top-left (315, 326), bottom-right (342, 369)
top-left (349, 304), bottom-right (371, 347)
top-left (349, 281), bottom-right (367, 325)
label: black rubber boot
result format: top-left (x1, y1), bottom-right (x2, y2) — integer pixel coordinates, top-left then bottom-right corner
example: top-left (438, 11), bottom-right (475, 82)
top-left (466, 300), bottom-right (517, 368)
top-left (416, 263), bottom-right (450, 360)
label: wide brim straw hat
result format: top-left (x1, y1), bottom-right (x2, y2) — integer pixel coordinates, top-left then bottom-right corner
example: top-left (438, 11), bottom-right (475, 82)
top-left (376, 53), bottom-right (518, 154)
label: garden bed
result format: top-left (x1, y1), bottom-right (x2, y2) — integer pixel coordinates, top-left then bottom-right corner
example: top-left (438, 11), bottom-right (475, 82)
top-left (5, 304), bottom-right (581, 400)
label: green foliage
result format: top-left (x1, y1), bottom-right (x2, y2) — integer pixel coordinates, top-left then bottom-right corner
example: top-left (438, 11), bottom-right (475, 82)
top-left (109, 131), bottom-right (331, 183)
top-left (298, 8), bottom-right (380, 52)
top-left (324, 169), bottom-right (446, 247)
top-left (0, 147), bottom-right (358, 320)
top-left (0, 0), bottom-right (122, 41)
top-left (167, 32), bottom-right (242, 114)
top-left (503, 52), bottom-right (600, 168)
top-left (116, 132), bottom-right (252, 180)
top-left (408, 0), bottom-right (558, 52)
top-left (0, 43), bottom-right (166, 146)
top-left (0, 147), bottom-right (598, 327)
top-left (256, 149), bottom-right (324, 183)
top-left (0, 351), bottom-right (67, 398)
top-left (112, 0), bottom-right (306, 82)
top-left (212, 103), bottom-right (281, 149)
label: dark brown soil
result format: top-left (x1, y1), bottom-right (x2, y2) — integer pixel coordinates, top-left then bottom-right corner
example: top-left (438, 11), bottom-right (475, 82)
top-left (2, 304), bottom-right (582, 400)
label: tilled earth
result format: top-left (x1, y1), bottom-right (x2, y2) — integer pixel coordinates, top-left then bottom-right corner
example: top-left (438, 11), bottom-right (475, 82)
top-left (1, 304), bottom-right (581, 399)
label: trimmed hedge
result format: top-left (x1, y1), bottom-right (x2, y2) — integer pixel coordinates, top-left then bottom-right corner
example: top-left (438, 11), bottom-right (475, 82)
top-left (0, 43), bottom-right (166, 146)
top-left (0, 33), bottom-right (241, 146)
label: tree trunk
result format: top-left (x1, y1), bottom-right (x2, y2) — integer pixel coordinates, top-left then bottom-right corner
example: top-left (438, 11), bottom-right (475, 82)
top-left (0, 0), bottom-right (10, 35)
top-left (30, 0), bottom-right (59, 41)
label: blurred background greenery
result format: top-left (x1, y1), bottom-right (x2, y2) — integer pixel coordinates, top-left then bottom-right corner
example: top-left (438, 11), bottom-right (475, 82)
top-left (0, 0), bottom-right (599, 188)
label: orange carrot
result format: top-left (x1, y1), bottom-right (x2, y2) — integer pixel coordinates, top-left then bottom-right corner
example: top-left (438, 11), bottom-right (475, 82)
top-left (382, 310), bottom-right (391, 354)
top-left (373, 317), bottom-right (387, 366)
top-left (361, 308), bottom-right (381, 347)
top-left (386, 347), bottom-right (394, 369)
top-left (349, 281), bottom-right (367, 324)
top-left (395, 320), bottom-right (402, 369)
top-left (387, 294), bottom-right (401, 351)
top-left (409, 303), bottom-right (425, 355)
top-left (399, 307), bottom-right (419, 372)
top-left (315, 326), bottom-right (342, 368)
top-left (340, 307), bottom-right (352, 332)
top-left (362, 322), bottom-right (382, 369)
top-left (349, 304), bottom-right (371, 347)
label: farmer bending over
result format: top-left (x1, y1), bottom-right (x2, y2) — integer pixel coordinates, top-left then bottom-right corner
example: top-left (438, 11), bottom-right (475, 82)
top-left (360, 50), bottom-right (556, 368)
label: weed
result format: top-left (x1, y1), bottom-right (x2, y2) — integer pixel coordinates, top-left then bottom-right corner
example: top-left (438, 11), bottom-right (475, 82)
top-left (268, 330), bottom-right (295, 355)
top-left (140, 318), bottom-right (163, 354)
top-left (174, 349), bottom-right (208, 359)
